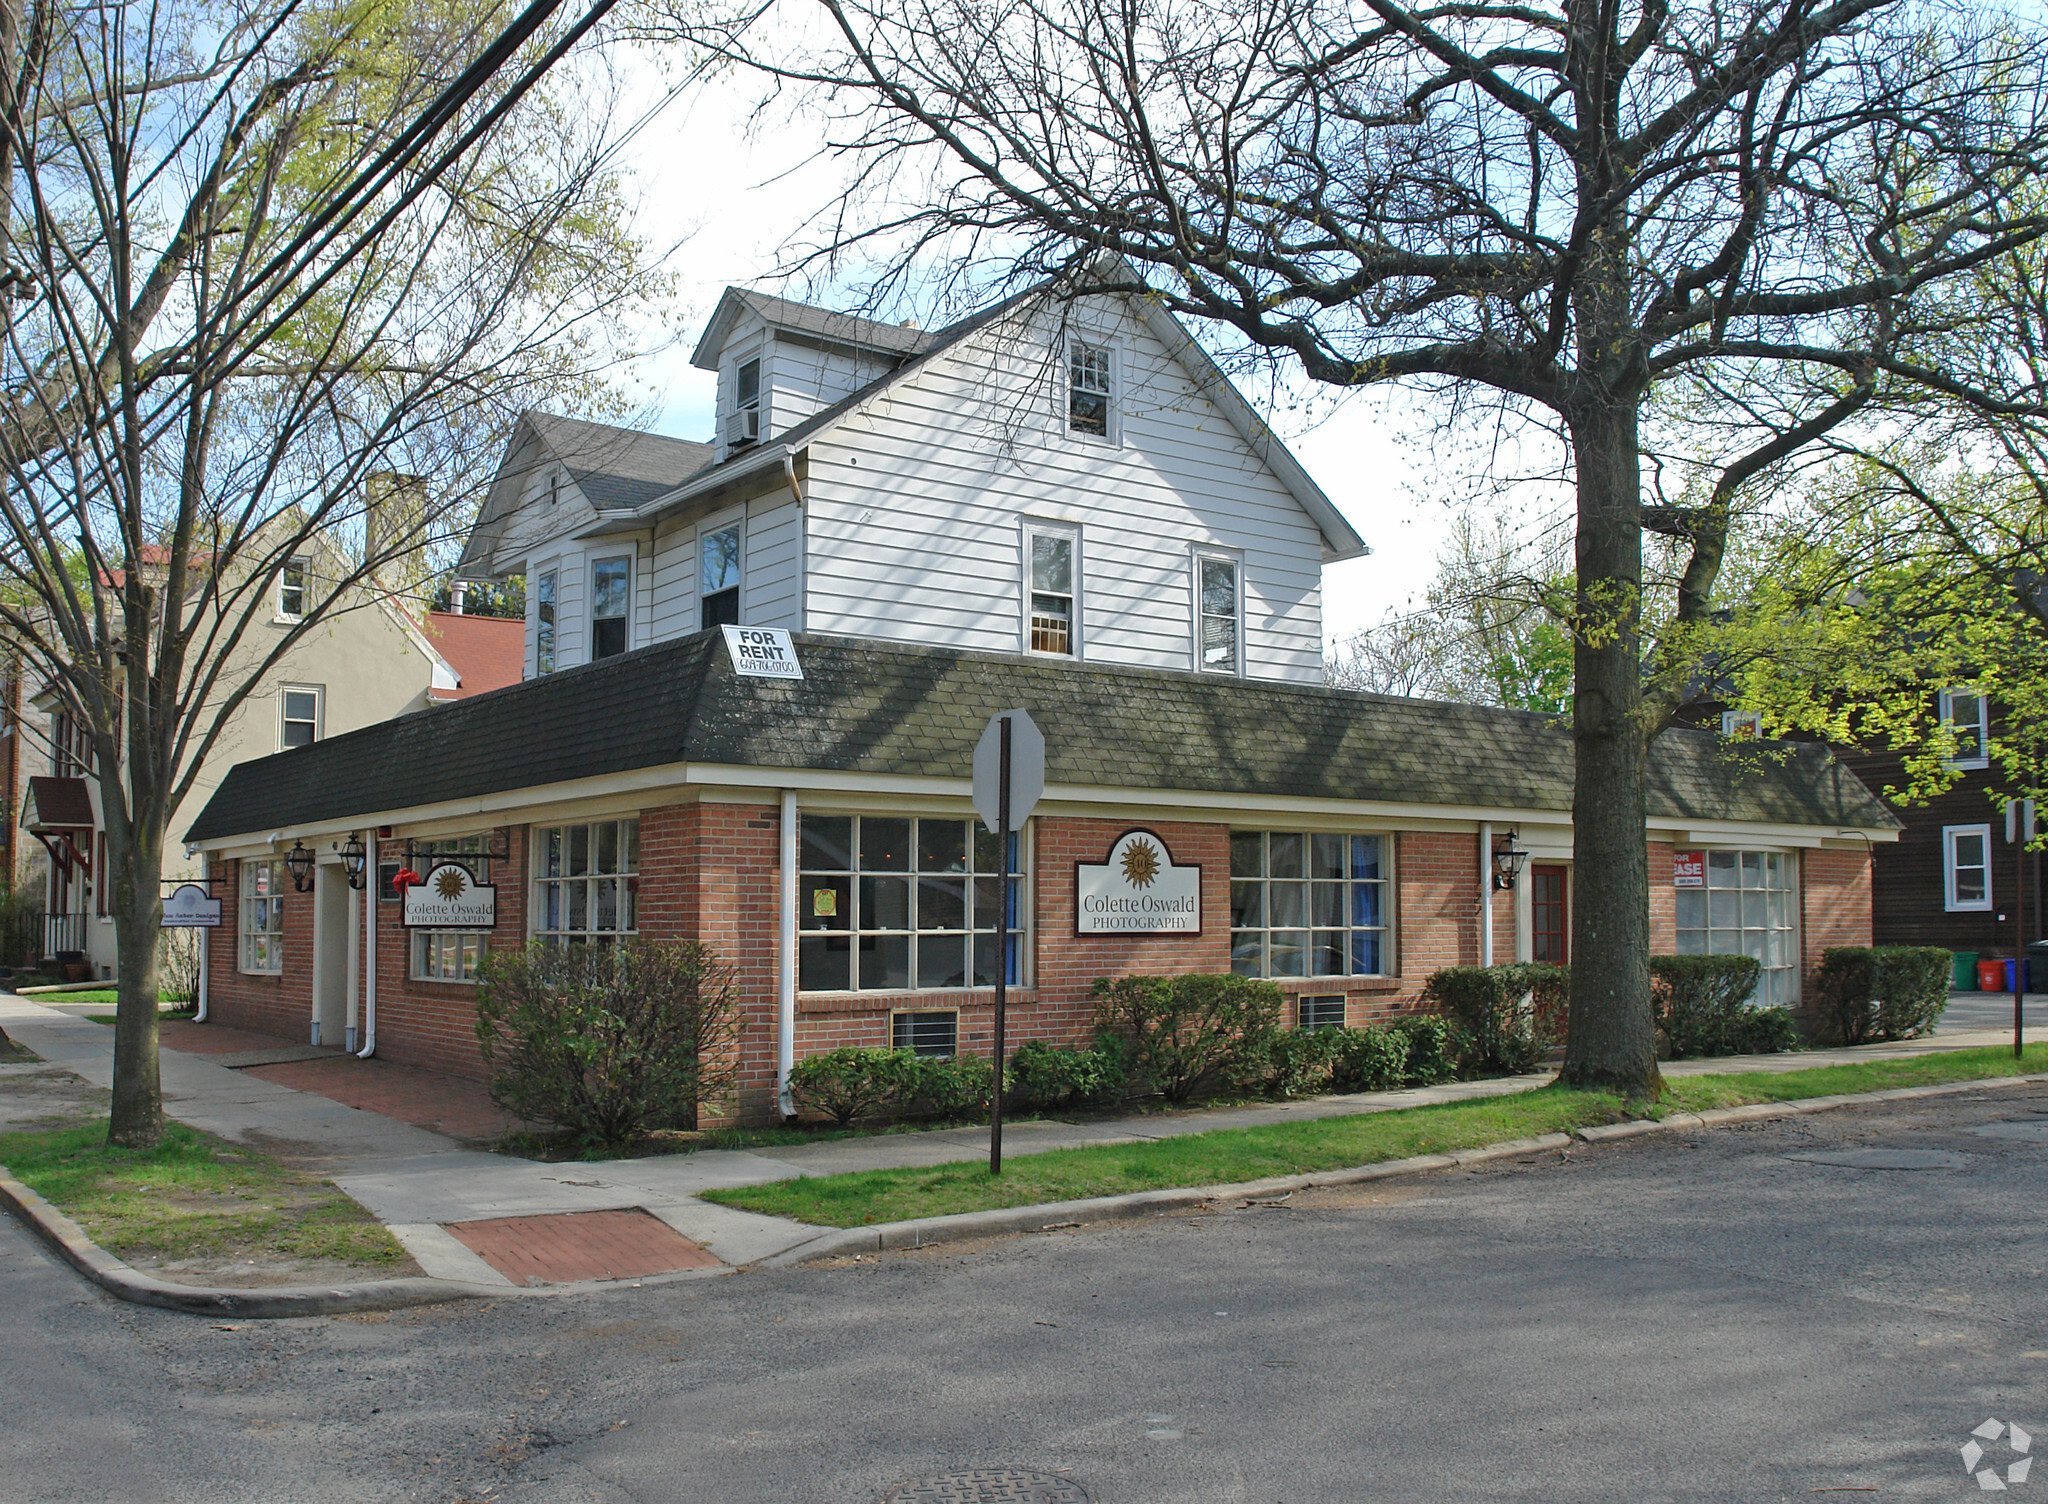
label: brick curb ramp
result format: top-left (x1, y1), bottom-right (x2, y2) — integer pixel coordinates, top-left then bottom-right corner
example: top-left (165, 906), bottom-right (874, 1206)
top-left (761, 1071), bottom-right (2048, 1267)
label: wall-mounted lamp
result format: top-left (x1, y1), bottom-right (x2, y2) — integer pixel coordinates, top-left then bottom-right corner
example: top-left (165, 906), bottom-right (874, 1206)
top-left (1491, 831), bottom-right (1529, 891)
top-left (337, 833), bottom-right (367, 891)
top-left (285, 840), bottom-right (315, 893)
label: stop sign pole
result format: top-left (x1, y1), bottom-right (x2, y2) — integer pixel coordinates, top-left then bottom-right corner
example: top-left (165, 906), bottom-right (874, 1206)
top-left (974, 708), bottom-right (1044, 1175)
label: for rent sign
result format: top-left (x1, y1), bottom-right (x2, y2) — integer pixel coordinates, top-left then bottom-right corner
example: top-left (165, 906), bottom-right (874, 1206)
top-left (1076, 829), bottom-right (1201, 934)
top-left (722, 625), bottom-right (805, 679)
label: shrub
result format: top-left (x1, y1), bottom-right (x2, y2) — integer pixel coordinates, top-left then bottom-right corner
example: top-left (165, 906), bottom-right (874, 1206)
top-left (1726, 1005), bottom-right (1798, 1055)
top-left (1331, 1025), bottom-right (1409, 1092)
top-left (1392, 1014), bottom-right (1467, 1085)
top-left (1007, 1039), bottom-right (1127, 1113)
top-left (1651, 954), bottom-right (1765, 1058)
top-left (910, 1052), bottom-right (995, 1119)
top-left (1422, 963), bottom-right (1567, 1074)
top-left (1815, 946), bottom-right (1951, 1045)
top-left (1092, 972), bottom-right (1283, 1103)
top-left (1265, 1027), bottom-right (1346, 1098)
top-left (786, 1046), bottom-right (922, 1126)
top-left (474, 939), bottom-right (744, 1149)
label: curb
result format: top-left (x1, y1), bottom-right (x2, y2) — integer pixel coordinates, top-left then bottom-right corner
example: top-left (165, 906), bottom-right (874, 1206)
top-left (760, 1071), bottom-right (2048, 1267)
top-left (0, 1168), bottom-right (499, 1318)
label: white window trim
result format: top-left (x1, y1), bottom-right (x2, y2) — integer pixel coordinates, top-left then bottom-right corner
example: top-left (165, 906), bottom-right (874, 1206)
top-left (1063, 335), bottom-right (1119, 445)
top-left (276, 555), bottom-right (310, 623)
top-left (239, 859), bottom-right (285, 975)
top-left (1021, 521), bottom-right (1081, 660)
top-left (278, 683), bottom-right (323, 752)
top-left (529, 818), bottom-right (641, 943)
top-left (1720, 709), bottom-right (1762, 741)
top-left (1944, 823), bottom-right (1994, 912)
top-left (1192, 547), bottom-right (1244, 677)
top-left (698, 511), bottom-right (745, 628)
top-left (1939, 687), bottom-right (1990, 770)
top-left (590, 552), bottom-right (633, 659)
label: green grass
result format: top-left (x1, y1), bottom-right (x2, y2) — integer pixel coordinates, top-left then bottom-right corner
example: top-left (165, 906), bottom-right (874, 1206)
top-left (0, 1118), bottom-right (411, 1270)
top-left (705, 1044), bottom-right (2048, 1228)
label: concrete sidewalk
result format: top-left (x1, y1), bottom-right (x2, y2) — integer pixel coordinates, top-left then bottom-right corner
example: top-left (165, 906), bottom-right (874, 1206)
top-left (2, 990), bottom-right (2037, 1293)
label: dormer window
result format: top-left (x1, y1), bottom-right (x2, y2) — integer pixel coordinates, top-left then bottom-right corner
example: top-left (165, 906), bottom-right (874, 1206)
top-left (728, 358), bottom-right (762, 450)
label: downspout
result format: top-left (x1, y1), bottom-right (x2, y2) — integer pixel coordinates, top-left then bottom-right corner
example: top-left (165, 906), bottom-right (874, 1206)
top-left (195, 923), bottom-right (209, 1023)
top-left (357, 861), bottom-right (378, 1058)
top-left (344, 881), bottom-right (360, 1053)
top-left (778, 788), bottom-right (797, 1117)
top-left (1478, 822), bottom-right (1494, 967)
top-left (782, 451), bottom-right (803, 505)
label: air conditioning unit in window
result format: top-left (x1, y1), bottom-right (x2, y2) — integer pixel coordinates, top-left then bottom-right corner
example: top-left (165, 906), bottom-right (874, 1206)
top-left (725, 408), bottom-right (759, 449)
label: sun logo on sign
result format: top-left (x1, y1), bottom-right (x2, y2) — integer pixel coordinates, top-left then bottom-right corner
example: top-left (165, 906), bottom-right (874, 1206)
top-left (1121, 838), bottom-right (1161, 889)
top-left (434, 867), bottom-right (467, 901)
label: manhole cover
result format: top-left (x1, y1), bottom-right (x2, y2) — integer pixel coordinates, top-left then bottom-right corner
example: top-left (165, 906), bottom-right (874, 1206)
top-left (880, 1468), bottom-right (1090, 1503)
top-left (1783, 1148), bottom-right (1969, 1170)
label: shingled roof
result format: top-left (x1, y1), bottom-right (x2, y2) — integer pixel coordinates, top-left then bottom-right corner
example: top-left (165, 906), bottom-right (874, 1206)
top-left (185, 633), bottom-right (1900, 843)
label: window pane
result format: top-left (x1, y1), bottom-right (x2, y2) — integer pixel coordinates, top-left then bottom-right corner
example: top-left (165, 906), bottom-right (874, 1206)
top-left (917, 875), bottom-right (966, 931)
top-left (1312, 882), bottom-right (1344, 927)
top-left (1350, 835), bottom-right (1382, 881)
top-left (1231, 832), bottom-right (1264, 877)
top-left (973, 825), bottom-right (1005, 873)
top-left (860, 875), bottom-right (911, 930)
top-left (1231, 933), bottom-right (1264, 977)
top-left (284, 691), bottom-right (317, 721)
top-left (1269, 931), bottom-right (1307, 977)
top-left (1201, 614), bottom-right (1236, 670)
top-left (1740, 851), bottom-right (1762, 886)
top-left (1954, 832), bottom-right (1986, 868)
top-left (595, 878), bottom-right (617, 930)
top-left (568, 825), bottom-right (588, 877)
top-left (971, 876), bottom-right (1005, 930)
top-left (1311, 834), bottom-right (1346, 880)
top-left (918, 821), bottom-right (967, 873)
top-left (1707, 851), bottom-right (1738, 886)
top-left (1032, 534), bottom-right (1072, 594)
top-left (861, 818), bottom-right (911, 872)
top-left (1270, 881), bottom-right (1306, 928)
top-left (567, 882), bottom-right (587, 931)
top-left (1201, 559), bottom-right (1236, 617)
top-left (916, 938), bottom-right (968, 990)
top-left (593, 558), bottom-right (629, 617)
top-left (803, 815), bottom-right (853, 871)
top-left (1230, 881), bottom-right (1264, 928)
top-left (702, 527), bottom-right (741, 595)
top-left (1349, 930), bottom-right (1381, 975)
top-left (1350, 883), bottom-right (1381, 928)
top-left (800, 935), bottom-right (850, 991)
top-left (597, 821), bottom-right (619, 875)
top-left (1269, 833), bottom-right (1304, 879)
top-left (803, 875), bottom-right (850, 931)
top-left (972, 933), bottom-right (1005, 987)
top-left (1310, 932), bottom-right (1345, 976)
top-left (1676, 889), bottom-right (1705, 928)
top-left (858, 933), bottom-right (910, 991)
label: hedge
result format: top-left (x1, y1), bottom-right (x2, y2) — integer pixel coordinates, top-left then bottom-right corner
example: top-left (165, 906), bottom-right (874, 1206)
top-left (1812, 946), bottom-right (1951, 1045)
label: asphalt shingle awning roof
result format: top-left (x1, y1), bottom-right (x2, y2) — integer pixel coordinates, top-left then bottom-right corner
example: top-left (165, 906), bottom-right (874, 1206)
top-left (185, 633), bottom-right (1899, 844)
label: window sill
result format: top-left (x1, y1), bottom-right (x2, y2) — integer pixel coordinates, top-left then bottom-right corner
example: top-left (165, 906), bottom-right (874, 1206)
top-left (1945, 902), bottom-right (1994, 913)
top-left (1944, 759), bottom-right (1991, 772)
top-left (408, 975), bottom-right (482, 986)
top-left (799, 986), bottom-right (1038, 1014)
top-left (237, 968), bottom-right (283, 978)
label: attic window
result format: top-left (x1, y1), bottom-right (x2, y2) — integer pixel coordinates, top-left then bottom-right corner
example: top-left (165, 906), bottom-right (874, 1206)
top-left (1068, 341), bottom-right (1111, 436)
top-left (728, 359), bottom-right (762, 449)
top-left (278, 557), bottom-right (308, 620)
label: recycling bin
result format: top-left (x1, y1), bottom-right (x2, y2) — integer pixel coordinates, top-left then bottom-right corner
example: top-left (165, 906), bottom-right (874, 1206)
top-left (1955, 951), bottom-right (1980, 990)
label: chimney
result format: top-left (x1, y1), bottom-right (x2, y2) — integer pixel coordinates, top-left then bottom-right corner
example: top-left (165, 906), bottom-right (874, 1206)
top-left (449, 580), bottom-right (467, 616)
top-left (899, 317), bottom-right (921, 330)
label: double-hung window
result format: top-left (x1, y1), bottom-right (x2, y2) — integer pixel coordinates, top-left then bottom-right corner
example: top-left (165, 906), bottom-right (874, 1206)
top-left (591, 556), bottom-right (630, 660)
top-left (1720, 709), bottom-right (1762, 741)
top-left (411, 833), bottom-right (491, 981)
top-left (1675, 850), bottom-right (1800, 1005)
top-left (701, 524), bottom-right (741, 630)
top-left (533, 818), bottom-right (638, 943)
top-left (1068, 340), bottom-right (1112, 436)
top-left (798, 814), bottom-right (1025, 992)
top-left (1940, 687), bottom-right (1989, 769)
top-left (1230, 832), bottom-right (1389, 978)
top-left (1196, 554), bottom-right (1240, 674)
top-left (240, 859), bottom-right (285, 973)
top-left (278, 557), bottom-right (309, 621)
top-left (730, 358), bottom-right (762, 449)
top-left (535, 570), bottom-right (557, 674)
top-left (1944, 825), bottom-right (1993, 913)
top-left (279, 685), bottom-right (322, 750)
top-left (1025, 527), bottom-right (1076, 657)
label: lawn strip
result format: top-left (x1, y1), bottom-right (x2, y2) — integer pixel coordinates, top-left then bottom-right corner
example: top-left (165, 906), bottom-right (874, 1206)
top-left (705, 1044), bottom-right (2048, 1228)
top-left (0, 1118), bottom-right (411, 1270)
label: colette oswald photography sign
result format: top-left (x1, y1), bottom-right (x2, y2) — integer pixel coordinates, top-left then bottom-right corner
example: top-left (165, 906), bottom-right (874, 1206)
top-left (401, 863), bottom-right (497, 929)
top-left (1076, 829), bottom-right (1200, 934)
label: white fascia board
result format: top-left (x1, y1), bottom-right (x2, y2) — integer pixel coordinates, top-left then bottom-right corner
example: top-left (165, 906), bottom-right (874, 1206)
top-left (623, 443), bottom-right (796, 527)
top-left (1656, 818), bottom-right (1901, 847)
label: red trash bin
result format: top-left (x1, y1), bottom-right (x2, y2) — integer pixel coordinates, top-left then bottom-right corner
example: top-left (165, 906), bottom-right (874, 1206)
top-left (1978, 958), bottom-right (2007, 992)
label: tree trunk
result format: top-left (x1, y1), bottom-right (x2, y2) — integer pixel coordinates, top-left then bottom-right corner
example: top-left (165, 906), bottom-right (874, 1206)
top-left (1559, 396), bottom-right (1661, 1098)
top-left (106, 826), bottom-right (164, 1147)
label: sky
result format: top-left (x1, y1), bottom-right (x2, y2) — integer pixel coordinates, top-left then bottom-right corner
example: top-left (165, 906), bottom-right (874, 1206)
top-left (598, 60), bottom-right (1570, 649)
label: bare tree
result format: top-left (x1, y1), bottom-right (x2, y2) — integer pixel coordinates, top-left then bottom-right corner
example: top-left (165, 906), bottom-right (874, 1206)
top-left (667, 0), bottom-right (2048, 1094)
top-left (0, 0), bottom-right (663, 1144)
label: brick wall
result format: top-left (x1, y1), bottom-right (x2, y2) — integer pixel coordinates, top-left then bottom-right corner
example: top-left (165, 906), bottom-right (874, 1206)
top-left (1801, 845), bottom-right (1874, 1000)
top-left (202, 857), bottom-right (314, 1042)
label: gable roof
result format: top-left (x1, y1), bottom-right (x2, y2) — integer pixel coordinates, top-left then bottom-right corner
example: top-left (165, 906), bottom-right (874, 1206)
top-left (423, 612), bottom-right (524, 701)
top-left (186, 632), bottom-right (1898, 845)
top-left (690, 288), bottom-right (939, 370)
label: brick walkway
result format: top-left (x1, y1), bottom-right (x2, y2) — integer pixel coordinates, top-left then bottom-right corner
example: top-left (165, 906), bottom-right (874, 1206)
top-left (157, 1019), bottom-right (297, 1056)
top-left (242, 1055), bottom-right (526, 1145)
top-left (446, 1208), bottom-right (724, 1284)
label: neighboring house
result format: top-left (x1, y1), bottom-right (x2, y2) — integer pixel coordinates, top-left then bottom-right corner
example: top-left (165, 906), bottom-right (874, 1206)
top-left (24, 535), bottom-right (521, 977)
top-left (187, 277), bottom-right (1900, 1113)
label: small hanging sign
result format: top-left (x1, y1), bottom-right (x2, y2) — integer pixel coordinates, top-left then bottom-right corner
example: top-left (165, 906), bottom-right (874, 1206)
top-left (160, 882), bottom-right (222, 928)
top-left (722, 625), bottom-right (804, 679)
top-left (1673, 851), bottom-right (1705, 888)
top-left (401, 862), bottom-right (497, 929)
top-left (1076, 829), bottom-right (1201, 935)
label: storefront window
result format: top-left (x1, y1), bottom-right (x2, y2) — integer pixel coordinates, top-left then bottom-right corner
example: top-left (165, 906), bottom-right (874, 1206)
top-left (1675, 850), bottom-right (1798, 1006)
top-left (412, 833), bottom-right (492, 979)
top-left (240, 859), bottom-right (285, 974)
top-left (1230, 832), bottom-right (1388, 979)
top-left (532, 819), bottom-right (639, 943)
top-left (798, 814), bottom-right (1025, 992)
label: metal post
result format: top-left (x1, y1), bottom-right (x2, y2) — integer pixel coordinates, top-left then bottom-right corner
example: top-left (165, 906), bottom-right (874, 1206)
top-left (2018, 805), bottom-right (2029, 1062)
top-left (992, 714), bottom-right (1011, 1176)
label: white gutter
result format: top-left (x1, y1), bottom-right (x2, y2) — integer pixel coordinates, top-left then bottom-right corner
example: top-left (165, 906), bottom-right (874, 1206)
top-left (777, 788), bottom-right (797, 1118)
top-left (194, 925), bottom-right (209, 1023)
top-left (357, 871), bottom-right (378, 1059)
top-left (1479, 821), bottom-right (1494, 967)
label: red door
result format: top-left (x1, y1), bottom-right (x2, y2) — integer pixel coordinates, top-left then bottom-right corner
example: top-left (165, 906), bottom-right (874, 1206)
top-left (1532, 865), bottom-right (1568, 964)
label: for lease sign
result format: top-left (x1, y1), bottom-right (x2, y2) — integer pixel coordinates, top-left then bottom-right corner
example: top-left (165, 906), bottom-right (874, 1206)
top-left (1673, 851), bottom-right (1705, 887)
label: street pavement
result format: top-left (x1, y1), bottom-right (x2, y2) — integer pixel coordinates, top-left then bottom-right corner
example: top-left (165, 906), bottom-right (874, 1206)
top-left (4, 1084), bottom-right (2048, 1502)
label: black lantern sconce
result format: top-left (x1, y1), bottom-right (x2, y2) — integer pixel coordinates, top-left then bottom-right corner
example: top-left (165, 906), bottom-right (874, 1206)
top-left (337, 832), bottom-right (367, 891)
top-left (1491, 830), bottom-right (1529, 891)
top-left (284, 840), bottom-right (316, 893)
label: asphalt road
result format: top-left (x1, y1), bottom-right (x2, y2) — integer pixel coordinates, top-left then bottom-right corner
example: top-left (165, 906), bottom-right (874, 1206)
top-left (7, 1087), bottom-right (2048, 1504)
